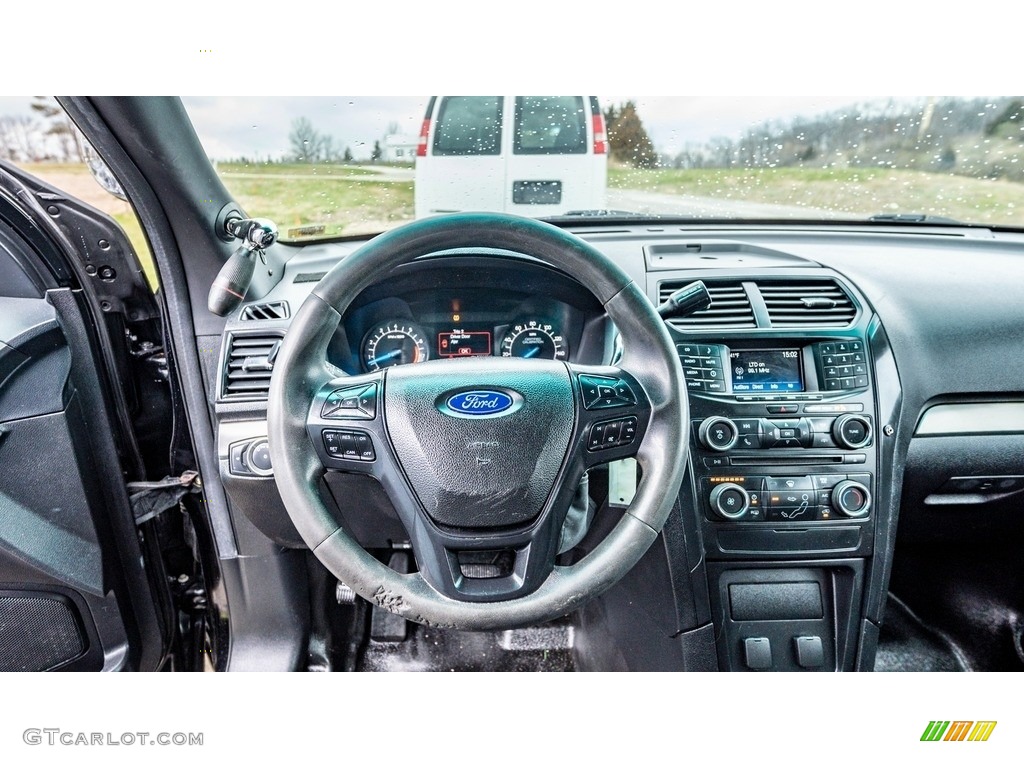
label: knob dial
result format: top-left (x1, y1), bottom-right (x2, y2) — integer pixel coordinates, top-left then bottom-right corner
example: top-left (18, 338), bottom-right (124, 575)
top-left (245, 439), bottom-right (274, 476)
top-left (832, 414), bottom-right (872, 449)
top-left (699, 416), bottom-right (739, 452)
top-left (832, 480), bottom-right (871, 517)
top-left (709, 483), bottom-right (750, 519)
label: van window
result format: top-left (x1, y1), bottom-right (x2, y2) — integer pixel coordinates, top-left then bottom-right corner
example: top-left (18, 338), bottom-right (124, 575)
top-left (514, 96), bottom-right (586, 155)
top-left (432, 96), bottom-right (503, 156)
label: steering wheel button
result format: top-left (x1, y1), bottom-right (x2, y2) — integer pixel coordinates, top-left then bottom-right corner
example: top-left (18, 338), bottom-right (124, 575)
top-left (587, 423), bottom-right (605, 451)
top-left (613, 381), bottom-right (635, 402)
top-left (603, 421), bottom-right (622, 445)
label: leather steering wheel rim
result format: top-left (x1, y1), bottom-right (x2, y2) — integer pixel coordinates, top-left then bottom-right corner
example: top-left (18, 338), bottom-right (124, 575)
top-left (267, 212), bottom-right (688, 631)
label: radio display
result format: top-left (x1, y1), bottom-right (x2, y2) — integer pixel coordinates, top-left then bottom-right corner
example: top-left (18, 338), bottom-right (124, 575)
top-left (730, 349), bottom-right (804, 393)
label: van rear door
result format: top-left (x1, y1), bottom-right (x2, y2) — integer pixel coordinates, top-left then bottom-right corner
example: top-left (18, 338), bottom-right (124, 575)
top-left (416, 96), bottom-right (506, 214)
top-left (506, 96), bottom-right (606, 214)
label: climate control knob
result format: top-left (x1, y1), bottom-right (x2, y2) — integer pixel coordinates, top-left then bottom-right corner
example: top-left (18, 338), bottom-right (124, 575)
top-left (709, 483), bottom-right (750, 519)
top-left (699, 416), bottom-right (739, 452)
top-left (831, 480), bottom-right (871, 517)
top-left (832, 414), bottom-right (872, 449)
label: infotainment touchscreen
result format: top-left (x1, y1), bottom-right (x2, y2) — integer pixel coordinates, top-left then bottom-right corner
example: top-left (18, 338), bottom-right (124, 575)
top-left (730, 349), bottom-right (804, 392)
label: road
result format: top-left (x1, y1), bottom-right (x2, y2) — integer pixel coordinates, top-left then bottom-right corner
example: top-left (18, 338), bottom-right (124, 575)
top-left (607, 188), bottom-right (836, 219)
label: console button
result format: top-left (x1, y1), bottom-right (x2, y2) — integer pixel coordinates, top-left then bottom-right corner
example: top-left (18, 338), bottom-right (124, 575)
top-left (683, 367), bottom-right (702, 379)
top-left (687, 378), bottom-right (706, 391)
top-left (699, 417), bottom-right (739, 451)
top-left (766, 404), bottom-right (799, 414)
top-left (833, 414), bottom-right (871, 448)
top-left (744, 637), bottom-right (773, 670)
top-left (767, 476), bottom-right (813, 492)
top-left (774, 437), bottom-right (802, 448)
top-left (832, 479), bottom-right (871, 517)
top-left (854, 376), bottom-right (869, 388)
top-left (795, 636), bottom-right (825, 668)
top-left (706, 380), bottom-right (726, 393)
top-left (820, 343), bottom-right (835, 355)
top-left (676, 343), bottom-right (700, 357)
top-left (812, 433), bottom-right (836, 448)
top-left (736, 418), bottom-right (759, 434)
top-left (813, 474), bottom-right (847, 489)
top-left (710, 483), bottom-right (750, 519)
top-left (737, 433), bottom-right (760, 449)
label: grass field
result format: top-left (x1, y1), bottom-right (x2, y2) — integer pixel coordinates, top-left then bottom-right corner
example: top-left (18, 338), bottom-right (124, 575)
top-left (609, 166), bottom-right (1024, 225)
top-left (14, 160), bottom-right (1024, 294)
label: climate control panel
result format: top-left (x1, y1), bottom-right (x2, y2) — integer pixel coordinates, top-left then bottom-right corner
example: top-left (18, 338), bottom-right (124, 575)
top-left (703, 474), bottom-right (872, 522)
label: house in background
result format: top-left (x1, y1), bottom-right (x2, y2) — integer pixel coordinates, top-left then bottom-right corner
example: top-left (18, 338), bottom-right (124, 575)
top-left (383, 134), bottom-right (418, 163)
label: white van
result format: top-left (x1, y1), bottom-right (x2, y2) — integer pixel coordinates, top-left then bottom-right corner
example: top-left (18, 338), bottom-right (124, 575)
top-left (414, 96), bottom-right (608, 218)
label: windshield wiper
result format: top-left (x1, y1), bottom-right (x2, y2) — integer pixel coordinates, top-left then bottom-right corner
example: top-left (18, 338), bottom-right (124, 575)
top-left (868, 213), bottom-right (962, 225)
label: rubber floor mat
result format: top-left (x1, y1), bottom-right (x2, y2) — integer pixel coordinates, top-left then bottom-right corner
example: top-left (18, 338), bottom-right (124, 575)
top-left (359, 621), bottom-right (576, 672)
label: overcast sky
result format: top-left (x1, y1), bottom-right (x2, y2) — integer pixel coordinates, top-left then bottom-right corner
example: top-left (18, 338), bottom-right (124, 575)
top-left (1, 94), bottom-right (905, 161)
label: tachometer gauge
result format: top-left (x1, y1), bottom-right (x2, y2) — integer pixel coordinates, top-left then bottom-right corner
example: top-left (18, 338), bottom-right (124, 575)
top-left (362, 321), bottom-right (430, 371)
top-left (500, 320), bottom-right (567, 361)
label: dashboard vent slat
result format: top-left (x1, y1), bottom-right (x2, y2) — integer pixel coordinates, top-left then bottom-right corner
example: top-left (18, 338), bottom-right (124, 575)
top-left (240, 301), bottom-right (290, 321)
top-left (221, 334), bottom-right (282, 399)
top-left (659, 281), bottom-right (756, 329)
top-left (760, 279), bottom-right (856, 328)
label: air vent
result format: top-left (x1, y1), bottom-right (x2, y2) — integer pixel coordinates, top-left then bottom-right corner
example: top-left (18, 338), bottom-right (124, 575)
top-left (658, 280), bottom-right (756, 329)
top-left (222, 334), bottom-right (282, 399)
top-left (759, 279), bottom-right (856, 328)
top-left (240, 301), bottom-right (290, 321)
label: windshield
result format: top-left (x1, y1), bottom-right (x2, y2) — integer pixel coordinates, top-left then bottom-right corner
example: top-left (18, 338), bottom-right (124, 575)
top-left (178, 96), bottom-right (1024, 239)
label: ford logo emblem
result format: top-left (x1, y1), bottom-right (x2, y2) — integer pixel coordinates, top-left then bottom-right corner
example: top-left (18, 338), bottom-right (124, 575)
top-left (442, 389), bottom-right (519, 418)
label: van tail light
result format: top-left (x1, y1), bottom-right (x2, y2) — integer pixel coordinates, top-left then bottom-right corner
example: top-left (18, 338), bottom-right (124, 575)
top-left (592, 113), bottom-right (607, 155)
top-left (416, 119), bottom-right (431, 157)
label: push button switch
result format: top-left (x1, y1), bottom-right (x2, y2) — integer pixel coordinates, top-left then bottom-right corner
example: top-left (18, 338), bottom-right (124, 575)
top-left (323, 429), bottom-right (376, 462)
top-left (795, 636), bottom-right (824, 668)
top-left (744, 637), bottom-right (773, 670)
top-left (322, 382), bottom-right (377, 420)
top-left (579, 375), bottom-right (636, 409)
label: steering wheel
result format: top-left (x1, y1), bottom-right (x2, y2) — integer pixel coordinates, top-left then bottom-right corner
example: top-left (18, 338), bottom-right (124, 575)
top-left (267, 213), bottom-right (687, 631)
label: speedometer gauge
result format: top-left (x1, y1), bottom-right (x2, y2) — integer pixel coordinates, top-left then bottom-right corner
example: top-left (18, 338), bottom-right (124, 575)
top-left (500, 320), bottom-right (567, 361)
top-left (362, 321), bottom-right (430, 371)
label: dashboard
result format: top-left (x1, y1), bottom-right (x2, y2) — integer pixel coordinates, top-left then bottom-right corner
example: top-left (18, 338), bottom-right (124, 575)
top-left (208, 221), bottom-right (1024, 672)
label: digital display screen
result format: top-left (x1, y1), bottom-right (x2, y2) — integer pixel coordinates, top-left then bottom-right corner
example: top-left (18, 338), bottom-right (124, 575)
top-left (438, 330), bottom-right (492, 357)
top-left (730, 349), bottom-right (804, 392)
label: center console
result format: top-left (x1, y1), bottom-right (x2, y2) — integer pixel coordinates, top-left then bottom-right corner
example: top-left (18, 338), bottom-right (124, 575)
top-left (657, 271), bottom-right (891, 672)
